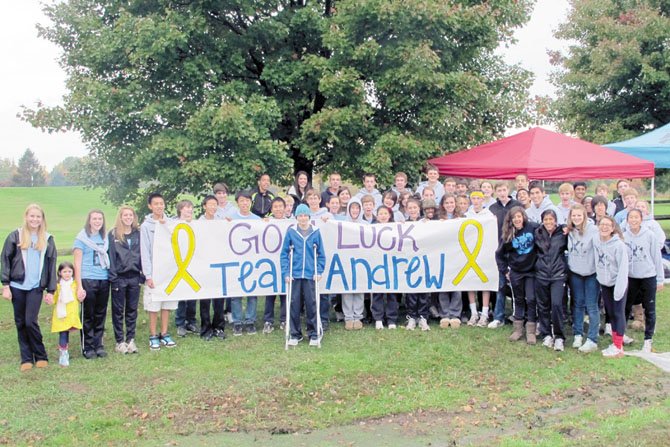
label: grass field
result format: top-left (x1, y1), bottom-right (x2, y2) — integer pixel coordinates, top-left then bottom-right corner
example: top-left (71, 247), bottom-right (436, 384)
top-left (0, 187), bottom-right (669, 446)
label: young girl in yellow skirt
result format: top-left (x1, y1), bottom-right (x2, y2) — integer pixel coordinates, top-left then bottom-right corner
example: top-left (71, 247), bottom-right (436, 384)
top-left (51, 262), bottom-right (83, 366)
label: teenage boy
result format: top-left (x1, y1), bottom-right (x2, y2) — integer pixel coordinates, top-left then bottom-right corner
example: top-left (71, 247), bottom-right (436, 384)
top-left (596, 183), bottom-right (617, 216)
top-left (511, 174), bottom-right (529, 200)
top-left (198, 195), bottom-right (226, 340)
top-left (140, 193), bottom-right (177, 350)
top-left (262, 197), bottom-right (289, 334)
top-left (443, 177), bottom-right (457, 195)
top-left (556, 183), bottom-right (576, 224)
top-left (281, 204), bottom-right (326, 347)
top-left (251, 173), bottom-right (275, 218)
top-left (416, 165), bottom-right (445, 203)
top-left (526, 183), bottom-right (562, 224)
top-left (326, 195), bottom-right (346, 221)
top-left (213, 182), bottom-right (236, 219)
top-left (360, 195), bottom-right (376, 224)
top-left (306, 189), bottom-right (332, 222)
top-left (612, 179), bottom-right (630, 215)
top-left (487, 182), bottom-right (521, 329)
top-left (455, 179), bottom-right (469, 196)
top-left (464, 191), bottom-right (494, 327)
top-left (174, 200), bottom-right (199, 338)
top-left (392, 172), bottom-right (413, 195)
top-left (320, 172), bottom-right (342, 207)
top-left (573, 181), bottom-right (587, 204)
top-left (614, 188), bottom-right (639, 224)
top-left (230, 190), bottom-right (262, 335)
top-left (354, 173), bottom-right (383, 207)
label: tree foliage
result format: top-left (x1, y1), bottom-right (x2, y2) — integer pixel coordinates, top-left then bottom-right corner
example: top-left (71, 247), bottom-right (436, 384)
top-left (0, 158), bottom-right (18, 187)
top-left (551, 0), bottom-right (670, 144)
top-left (12, 149), bottom-right (46, 187)
top-left (49, 156), bottom-right (83, 186)
top-left (23, 0), bottom-right (534, 205)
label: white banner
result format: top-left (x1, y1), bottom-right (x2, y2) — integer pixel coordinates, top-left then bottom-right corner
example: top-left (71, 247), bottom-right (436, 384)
top-left (151, 217), bottom-right (499, 301)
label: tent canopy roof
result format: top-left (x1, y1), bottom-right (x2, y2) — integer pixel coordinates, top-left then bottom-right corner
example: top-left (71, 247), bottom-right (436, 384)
top-left (429, 127), bottom-right (655, 180)
top-left (605, 123), bottom-right (670, 168)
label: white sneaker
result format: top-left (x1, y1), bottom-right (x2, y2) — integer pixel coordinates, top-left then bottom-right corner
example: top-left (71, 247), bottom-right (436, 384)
top-left (604, 323), bottom-right (612, 336)
top-left (602, 344), bottom-right (624, 358)
top-left (406, 317), bottom-right (416, 331)
top-left (126, 339), bottom-right (138, 354)
top-left (309, 338), bottom-right (319, 347)
top-left (115, 342), bottom-right (128, 354)
top-left (476, 314), bottom-right (489, 327)
top-left (542, 336), bottom-right (554, 348)
top-left (642, 339), bottom-right (653, 353)
top-left (388, 324), bottom-right (397, 330)
top-left (623, 334), bottom-right (634, 345)
top-left (554, 338), bottom-right (564, 352)
top-left (287, 338), bottom-right (300, 346)
top-left (572, 335), bottom-right (583, 349)
top-left (487, 320), bottom-right (504, 329)
top-left (467, 313), bottom-right (479, 326)
top-left (578, 339), bottom-right (599, 353)
top-left (375, 321), bottom-right (384, 330)
top-left (418, 317), bottom-right (430, 331)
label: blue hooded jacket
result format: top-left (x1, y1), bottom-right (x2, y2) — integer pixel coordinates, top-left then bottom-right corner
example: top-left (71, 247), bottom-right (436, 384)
top-left (281, 224), bottom-right (326, 280)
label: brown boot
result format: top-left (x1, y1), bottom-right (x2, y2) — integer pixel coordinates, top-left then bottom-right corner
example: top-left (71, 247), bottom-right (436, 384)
top-left (509, 320), bottom-right (524, 342)
top-left (629, 304), bottom-right (645, 331)
top-left (525, 322), bottom-right (537, 345)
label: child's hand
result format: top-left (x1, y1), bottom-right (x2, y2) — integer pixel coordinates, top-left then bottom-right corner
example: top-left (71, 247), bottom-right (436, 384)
top-left (44, 293), bottom-right (54, 305)
top-left (77, 294), bottom-right (85, 303)
top-left (2, 285), bottom-right (11, 301)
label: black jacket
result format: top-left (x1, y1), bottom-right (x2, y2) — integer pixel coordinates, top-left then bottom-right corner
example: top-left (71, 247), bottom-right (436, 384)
top-left (534, 224), bottom-right (568, 281)
top-left (1, 230), bottom-right (57, 293)
top-left (489, 197), bottom-right (521, 240)
top-left (251, 187), bottom-right (275, 218)
top-left (108, 228), bottom-right (143, 284)
top-left (496, 222), bottom-right (539, 274)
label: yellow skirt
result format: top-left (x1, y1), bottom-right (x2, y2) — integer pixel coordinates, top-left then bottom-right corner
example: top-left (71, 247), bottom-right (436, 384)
top-left (51, 297), bottom-right (82, 332)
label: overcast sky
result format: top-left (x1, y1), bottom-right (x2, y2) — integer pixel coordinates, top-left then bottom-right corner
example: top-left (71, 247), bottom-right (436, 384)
top-left (1, 0), bottom-right (571, 169)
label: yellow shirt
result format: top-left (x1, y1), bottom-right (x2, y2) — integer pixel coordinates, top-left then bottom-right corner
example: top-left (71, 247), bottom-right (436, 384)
top-left (51, 282), bottom-right (82, 332)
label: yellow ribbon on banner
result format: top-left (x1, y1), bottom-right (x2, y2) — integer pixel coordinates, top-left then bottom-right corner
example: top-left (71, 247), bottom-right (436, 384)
top-left (164, 223), bottom-right (201, 294)
top-left (452, 219), bottom-right (489, 285)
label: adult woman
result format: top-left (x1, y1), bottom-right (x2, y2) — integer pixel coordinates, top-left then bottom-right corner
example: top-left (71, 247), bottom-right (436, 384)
top-left (74, 209), bottom-right (111, 359)
top-left (1, 204), bottom-right (57, 371)
top-left (534, 209), bottom-right (568, 351)
top-left (287, 171), bottom-right (311, 205)
top-left (108, 206), bottom-right (142, 354)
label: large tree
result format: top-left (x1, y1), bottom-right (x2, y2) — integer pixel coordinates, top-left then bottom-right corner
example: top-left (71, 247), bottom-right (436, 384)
top-left (12, 149), bottom-right (46, 187)
top-left (551, 0), bottom-right (670, 144)
top-left (24, 0), bottom-right (534, 205)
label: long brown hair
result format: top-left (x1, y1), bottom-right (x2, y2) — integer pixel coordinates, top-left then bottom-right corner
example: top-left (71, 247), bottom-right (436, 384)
top-left (20, 204), bottom-right (47, 251)
top-left (501, 206), bottom-right (528, 243)
top-left (598, 215), bottom-right (624, 241)
top-left (113, 206), bottom-right (139, 242)
top-left (84, 209), bottom-right (106, 238)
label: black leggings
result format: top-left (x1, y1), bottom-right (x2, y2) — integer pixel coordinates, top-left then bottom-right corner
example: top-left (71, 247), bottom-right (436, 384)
top-left (626, 277), bottom-right (657, 340)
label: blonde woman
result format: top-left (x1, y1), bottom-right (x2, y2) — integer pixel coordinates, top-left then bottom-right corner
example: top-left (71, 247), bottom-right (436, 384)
top-left (1, 204), bottom-right (57, 371)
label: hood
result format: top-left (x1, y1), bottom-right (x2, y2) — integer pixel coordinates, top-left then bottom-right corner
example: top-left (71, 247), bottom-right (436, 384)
top-left (531, 195), bottom-right (554, 211)
top-left (347, 197), bottom-right (363, 221)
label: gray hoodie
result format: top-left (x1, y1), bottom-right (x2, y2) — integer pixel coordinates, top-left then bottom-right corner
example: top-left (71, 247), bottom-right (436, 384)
top-left (353, 188), bottom-right (383, 208)
top-left (567, 222), bottom-right (598, 276)
top-left (593, 234), bottom-right (629, 301)
top-left (525, 196), bottom-right (563, 225)
top-left (140, 214), bottom-right (173, 280)
top-left (620, 217), bottom-right (665, 251)
top-left (346, 197), bottom-right (367, 224)
top-left (623, 226), bottom-right (664, 283)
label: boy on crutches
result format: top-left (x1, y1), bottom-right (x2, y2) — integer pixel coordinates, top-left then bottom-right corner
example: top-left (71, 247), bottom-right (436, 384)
top-left (280, 205), bottom-right (326, 347)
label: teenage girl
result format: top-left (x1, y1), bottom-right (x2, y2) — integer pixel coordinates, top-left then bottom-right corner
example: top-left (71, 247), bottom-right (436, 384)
top-left (51, 262), bottom-right (83, 366)
top-left (404, 198), bottom-right (430, 331)
top-left (438, 194), bottom-right (464, 328)
top-left (371, 206), bottom-right (399, 329)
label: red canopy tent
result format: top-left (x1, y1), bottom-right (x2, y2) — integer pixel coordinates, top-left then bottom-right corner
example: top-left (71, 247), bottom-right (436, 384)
top-left (429, 127), bottom-right (655, 180)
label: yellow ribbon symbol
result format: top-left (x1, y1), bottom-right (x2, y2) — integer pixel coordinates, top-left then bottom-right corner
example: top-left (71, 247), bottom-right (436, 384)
top-left (452, 219), bottom-right (489, 285)
top-left (165, 223), bottom-right (201, 294)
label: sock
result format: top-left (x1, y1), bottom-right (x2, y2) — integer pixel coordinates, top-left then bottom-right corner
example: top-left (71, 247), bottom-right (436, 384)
top-left (482, 306), bottom-right (489, 317)
top-left (469, 303), bottom-right (478, 316)
top-left (612, 331), bottom-right (623, 349)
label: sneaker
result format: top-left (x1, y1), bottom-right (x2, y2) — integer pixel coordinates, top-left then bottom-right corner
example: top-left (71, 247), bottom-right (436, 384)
top-left (263, 322), bottom-right (274, 334)
top-left (572, 335), bottom-right (583, 349)
top-left (160, 333), bottom-right (176, 348)
top-left (418, 317), bottom-right (430, 331)
top-left (246, 324), bottom-right (257, 335)
top-left (177, 326), bottom-right (188, 337)
top-left (115, 342), bottom-right (128, 354)
top-left (83, 350), bottom-right (96, 359)
top-left (602, 344), bottom-right (624, 358)
top-left (149, 336), bottom-right (161, 351)
top-left (279, 321), bottom-right (286, 331)
top-left (604, 323), bottom-right (612, 336)
top-left (487, 319), bottom-right (504, 329)
top-left (467, 313), bottom-right (479, 326)
top-left (309, 338), bottom-right (319, 347)
top-left (623, 334), bottom-right (634, 345)
top-left (213, 328), bottom-right (227, 340)
top-left (95, 347), bottom-right (108, 358)
top-left (578, 339), bottom-right (599, 353)
top-left (449, 318), bottom-right (461, 329)
top-left (233, 324), bottom-right (243, 336)
top-left (429, 305), bottom-right (440, 319)
top-left (375, 321), bottom-right (384, 330)
top-left (185, 323), bottom-right (199, 333)
top-left (388, 324), bottom-right (397, 330)
top-left (439, 318), bottom-right (450, 328)
top-left (642, 339), bottom-right (653, 353)
top-left (59, 349), bottom-right (70, 367)
top-left (201, 330), bottom-right (213, 341)
top-left (335, 311), bottom-right (345, 322)
top-left (406, 317), bottom-right (416, 331)
top-left (476, 314), bottom-right (489, 327)
top-left (126, 339), bottom-right (139, 354)
top-left (287, 338), bottom-right (300, 346)
top-left (554, 338), bottom-right (564, 352)
top-left (542, 336), bottom-right (554, 348)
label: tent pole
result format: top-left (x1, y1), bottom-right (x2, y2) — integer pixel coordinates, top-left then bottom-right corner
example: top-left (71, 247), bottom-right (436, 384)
top-left (651, 177), bottom-right (655, 216)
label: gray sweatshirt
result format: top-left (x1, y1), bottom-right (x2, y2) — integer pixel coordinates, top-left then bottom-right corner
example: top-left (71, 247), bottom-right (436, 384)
top-left (139, 214), bottom-right (174, 280)
top-left (593, 234), bottom-right (629, 301)
top-left (623, 226), bottom-right (664, 283)
top-left (525, 196), bottom-right (563, 225)
top-left (567, 222), bottom-right (598, 276)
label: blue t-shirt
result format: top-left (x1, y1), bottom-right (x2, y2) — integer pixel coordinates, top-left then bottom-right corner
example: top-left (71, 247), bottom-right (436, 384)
top-left (73, 233), bottom-right (109, 280)
top-left (10, 234), bottom-right (41, 291)
top-left (230, 211), bottom-right (261, 220)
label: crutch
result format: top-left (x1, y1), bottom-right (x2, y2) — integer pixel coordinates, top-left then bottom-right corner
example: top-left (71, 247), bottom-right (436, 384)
top-left (313, 244), bottom-right (322, 348)
top-left (285, 246), bottom-right (293, 351)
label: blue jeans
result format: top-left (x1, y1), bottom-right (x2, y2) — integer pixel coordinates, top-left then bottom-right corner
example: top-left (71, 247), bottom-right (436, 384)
top-left (569, 272), bottom-right (599, 342)
top-left (493, 275), bottom-right (507, 322)
top-left (231, 297), bottom-right (258, 325)
top-left (175, 300), bottom-right (197, 327)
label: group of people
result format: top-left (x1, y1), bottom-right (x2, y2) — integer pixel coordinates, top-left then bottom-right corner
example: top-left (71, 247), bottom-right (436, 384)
top-left (1, 169), bottom-right (664, 371)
